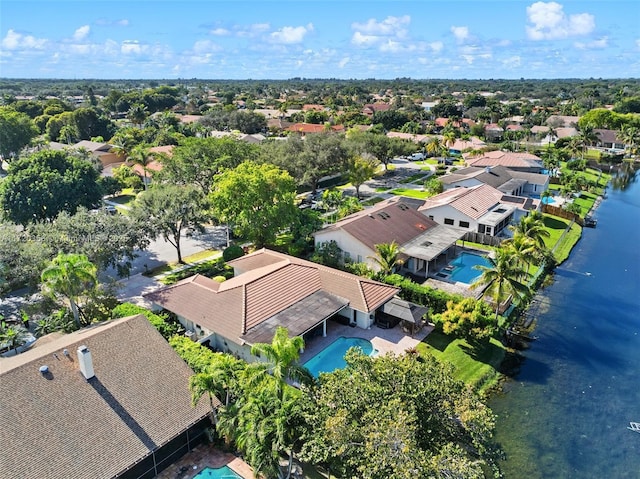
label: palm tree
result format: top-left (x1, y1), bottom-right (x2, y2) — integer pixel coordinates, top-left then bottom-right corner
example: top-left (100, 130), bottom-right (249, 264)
top-left (426, 137), bottom-right (444, 158)
top-left (503, 233), bottom-right (537, 280)
top-left (471, 248), bottom-right (531, 320)
top-left (369, 241), bottom-right (404, 276)
top-left (509, 211), bottom-right (551, 250)
top-left (128, 144), bottom-right (158, 190)
top-left (40, 253), bottom-right (97, 327)
top-left (618, 125), bottom-right (640, 158)
top-left (249, 326), bottom-right (314, 397)
top-left (127, 103), bottom-right (148, 128)
top-left (577, 124), bottom-right (599, 158)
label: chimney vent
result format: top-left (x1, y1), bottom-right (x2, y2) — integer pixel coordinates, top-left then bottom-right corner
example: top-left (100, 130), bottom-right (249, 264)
top-left (77, 345), bottom-right (95, 380)
top-left (39, 365), bottom-right (49, 374)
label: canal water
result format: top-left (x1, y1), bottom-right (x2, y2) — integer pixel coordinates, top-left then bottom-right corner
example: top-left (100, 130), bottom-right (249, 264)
top-left (490, 168), bottom-right (640, 479)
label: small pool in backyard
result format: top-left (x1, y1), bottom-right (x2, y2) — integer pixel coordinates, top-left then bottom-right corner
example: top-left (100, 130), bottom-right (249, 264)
top-left (442, 252), bottom-right (492, 284)
top-left (303, 336), bottom-right (376, 378)
top-left (541, 196), bottom-right (556, 205)
top-left (192, 465), bottom-right (242, 479)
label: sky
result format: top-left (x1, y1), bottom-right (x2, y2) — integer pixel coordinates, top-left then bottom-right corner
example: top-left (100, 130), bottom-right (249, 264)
top-left (1, 0), bottom-right (639, 80)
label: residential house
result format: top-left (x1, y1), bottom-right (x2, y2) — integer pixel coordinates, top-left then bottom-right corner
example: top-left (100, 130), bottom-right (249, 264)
top-left (0, 314), bottom-right (212, 479)
top-left (314, 197), bottom-right (467, 279)
top-left (285, 123), bottom-right (345, 134)
top-left (449, 137), bottom-right (486, 155)
top-left (546, 115), bottom-right (580, 127)
top-left (418, 184), bottom-right (535, 237)
top-left (484, 123), bottom-right (504, 141)
top-left (362, 103), bottom-right (391, 117)
top-left (145, 249), bottom-right (399, 359)
top-left (465, 150), bottom-right (543, 173)
top-left (439, 165), bottom-right (549, 198)
top-left (595, 129), bottom-right (625, 151)
top-left (73, 140), bottom-right (122, 168)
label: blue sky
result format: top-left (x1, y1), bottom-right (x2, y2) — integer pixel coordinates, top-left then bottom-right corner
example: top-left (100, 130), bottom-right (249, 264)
top-left (1, 0), bottom-right (639, 79)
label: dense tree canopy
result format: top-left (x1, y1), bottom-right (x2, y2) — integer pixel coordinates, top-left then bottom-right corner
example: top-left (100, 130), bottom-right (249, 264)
top-left (210, 161), bottom-right (298, 248)
top-left (130, 184), bottom-right (208, 263)
top-left (0, 149), bottom-right (102, 225)
top-left (159, 137), bottom-right (256, 194)
top-left (0, 106), bottom-right (39, 159)
top-left (298, 350), bottom-right (497, 479)
top-left (28, 208), bottom-right (149, 277)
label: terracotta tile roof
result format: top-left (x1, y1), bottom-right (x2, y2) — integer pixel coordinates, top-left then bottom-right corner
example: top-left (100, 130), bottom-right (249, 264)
top-left (315, 197), bottom-right (439, 251)
top-left (302, 104), bottom-right (326, 111)
top-left (0, 315), bottom-right (210, 479)
top-left (451, 137), bottom-right (486, 151)
top-left (419, 184), bottom-right (503, 219)
top-left (146, 250), bottom-right (398, 344)
top-left (466, 150), bottom-right (542, 169)
top-left (285, 123), bottom-right (345, 133)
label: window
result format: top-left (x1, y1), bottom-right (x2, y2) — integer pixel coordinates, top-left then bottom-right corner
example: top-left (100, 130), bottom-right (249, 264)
top-left (444, 218), bottom-right (454, 225)
top-left (478, 224), bottom-right (486, 234)
top-left (459, 221), bottom-right (470, 228)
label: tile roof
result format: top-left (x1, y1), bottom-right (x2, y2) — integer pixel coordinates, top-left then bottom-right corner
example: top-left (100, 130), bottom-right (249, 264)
top-left (419, 184), bottom-right (503, 219)
top-left (146, 250), bottom-right (398, 346)
top-left (285, 123), bottom-right (345, 133)
top-left (466, 150), bottom-right (542, 169)
top-left (315, 197), bottom-right (439, 251)
top-left (0, 315), bottom-right (210, 479)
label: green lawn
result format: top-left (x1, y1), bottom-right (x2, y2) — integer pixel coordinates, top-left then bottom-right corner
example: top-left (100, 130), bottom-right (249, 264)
top-left (399, 173), bottom-right (430, 184)
top-left (416, 331), bottom-right (506, 395)
top-left (389, 188), bottom-right (431, 199)
top-left (542, 214), bottom-right (581, 263)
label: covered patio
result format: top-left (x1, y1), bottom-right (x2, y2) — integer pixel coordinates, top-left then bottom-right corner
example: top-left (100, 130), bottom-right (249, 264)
top-left (400, 224), bottom-right (468, 278)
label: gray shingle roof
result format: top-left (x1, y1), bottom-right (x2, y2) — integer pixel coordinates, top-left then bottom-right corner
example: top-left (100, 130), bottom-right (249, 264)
top-left (0, 315), bottom-right (210, 479)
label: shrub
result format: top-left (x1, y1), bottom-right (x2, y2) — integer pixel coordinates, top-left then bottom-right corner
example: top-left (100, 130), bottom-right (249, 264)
top-left (382, 274), bottom-right (462, 314)
top-left (161, 259), bottom-right (234, 285)
top-left (223, 245), bottom-right (245, 262)
top-left (111, 302), bottom-right (181, 339)
top-left (169, 335), bottom-right (225, 373)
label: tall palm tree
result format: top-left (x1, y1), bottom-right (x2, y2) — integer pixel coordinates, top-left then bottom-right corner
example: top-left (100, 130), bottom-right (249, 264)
top-left (249, 326), bottom-right (314, 397)
top-left (369, 241), bottom-right (404, 276)
top-left (509, 211), bottom-right (551, 250)
top-left (577, 124), bottom-right (599, 158)
top-left (503, 233), bottom-right (537, 280)
top-left (471, 248), bottom-right (531, 320)
top-left (40, 253), bottom-right (97, 327)
top-left (128, 144), bottom-right (158, 190)
top-left (127, 103), bottom-right (148, 128)
top-left (426, 137), bottom-right (443, 157)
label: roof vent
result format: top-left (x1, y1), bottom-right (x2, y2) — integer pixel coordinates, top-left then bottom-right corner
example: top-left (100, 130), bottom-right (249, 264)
top-left (39, 365), bottom-right (49, 374)
top-left (63, 349), bottom-right (69, 357)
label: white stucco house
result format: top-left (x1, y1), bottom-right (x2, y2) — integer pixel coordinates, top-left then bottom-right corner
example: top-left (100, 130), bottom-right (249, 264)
top-left (439, 165), bottom-right (549, 198)
top-left (314, 197), bottom-right (467, 279)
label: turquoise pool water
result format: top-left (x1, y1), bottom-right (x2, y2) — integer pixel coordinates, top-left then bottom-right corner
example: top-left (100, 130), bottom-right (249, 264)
top-left (192, 465), bottom-right (242, 478)
top-left (542, 196), bottom-right (555, 204)
top-left (304, 336), bottom-right (376, 377)
top-left (447, 252), bottom-right (492, 284)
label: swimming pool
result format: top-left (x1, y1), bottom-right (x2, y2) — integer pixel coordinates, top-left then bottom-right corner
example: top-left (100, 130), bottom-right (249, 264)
top-left (303, 336), bottom-right (376, 378)
top-left (541, 196), bottom-right (555, 205)
top-left (447, 252), bottom-right (492, 284)
top-left (192, 465), bottom-right (242, 479)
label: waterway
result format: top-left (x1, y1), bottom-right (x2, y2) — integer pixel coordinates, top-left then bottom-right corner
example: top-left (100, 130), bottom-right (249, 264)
top-left (490, 167), bottom-right (640, 479)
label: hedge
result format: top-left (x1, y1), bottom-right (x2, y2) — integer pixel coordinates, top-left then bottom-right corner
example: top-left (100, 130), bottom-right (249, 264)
top-left (382, 274), bottom-right (464, 314)
top-left (111, 303), bottom-right (181, 340)
top-left (169, 335), bottom-right (225, 374)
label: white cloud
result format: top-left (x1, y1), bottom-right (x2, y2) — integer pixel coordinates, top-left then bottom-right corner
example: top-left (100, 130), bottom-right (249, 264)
top-left (502, 56), bottom-right (522, 68)
top-left (1, 29), bottom-right (47, 50)
top-left (451, 26), bottom-right (469, 43)
top-left (117, 19), bottom-right (129, 27)
top-left (121, 40), bottom-right (145, 55)
top-left (237, 23), bottom-right (270, 38)
top-left (338, 57), bottom-right (350, 68)
top-left (429, 41), bottom-right (444, 53)
top-left (574, 36), bottom-right (608, 50)
top-left (193, 39), bottom-right (222, 53)
top-left (526, 2), bottom-right (595, 40)
top-left (211, 28), bottom-right (230, 36)
top-left (73, 25), bottom-right (90, 41)
top-left (270, 24), bottom-right (313, 44)
top-left (352, 31), bottom-right (378, 46)
top-left (352, 15), bottom-right (410, 36)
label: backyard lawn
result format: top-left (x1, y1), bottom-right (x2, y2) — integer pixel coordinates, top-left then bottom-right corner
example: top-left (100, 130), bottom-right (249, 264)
top-left (417, 331), bottom-right (505, 395)
top-left (389, 187), bottom-right (431, 199)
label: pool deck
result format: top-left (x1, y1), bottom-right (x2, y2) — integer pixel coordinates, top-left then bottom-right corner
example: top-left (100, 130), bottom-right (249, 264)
top-left (155, 443), bottom-right (254, 479)
top-left (299, 319), bottom-right (434, 364)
